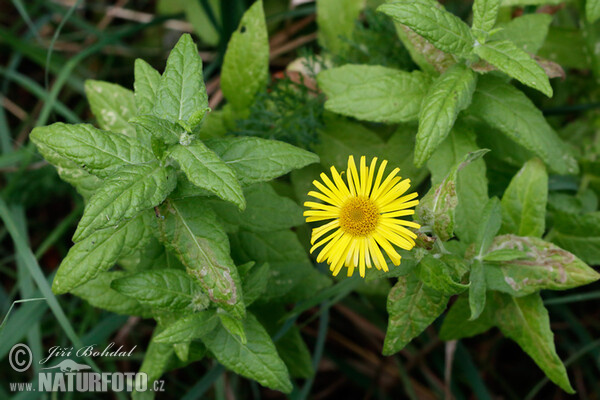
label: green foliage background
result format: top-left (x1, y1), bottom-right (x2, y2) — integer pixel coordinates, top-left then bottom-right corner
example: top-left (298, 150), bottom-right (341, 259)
top-left (1, 0), bottom-right (600, 399)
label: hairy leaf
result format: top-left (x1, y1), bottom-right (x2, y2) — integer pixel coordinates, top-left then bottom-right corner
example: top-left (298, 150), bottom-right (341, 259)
top-left (378, 0), bottom-right (474, 57)
top-left (383, 273), bottom-right (449, 355)
top-left (85, 80), bottom-right (137, 138)
top-left (157, 198), bottom-right (245, 318)
top-left (73, 163), bottom-right (176, 241)
top-left (169, 140), bottom-right (245, 210)
top-left (473, 40), bottom-right (552, 97)
top-left (415, 64), bottom-right (477, 166)
top-left (31, 123), bottom-right (154, 179)
top-left (472, 0), bottom-right (501, 34)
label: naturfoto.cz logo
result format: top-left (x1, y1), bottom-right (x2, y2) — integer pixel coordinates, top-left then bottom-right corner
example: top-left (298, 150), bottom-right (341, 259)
top-left (8, 343), bottom-right (165, 393)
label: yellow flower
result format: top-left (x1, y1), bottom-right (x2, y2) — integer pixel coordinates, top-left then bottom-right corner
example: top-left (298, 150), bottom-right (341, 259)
top-left (304, 155), bottom-right (420, 278)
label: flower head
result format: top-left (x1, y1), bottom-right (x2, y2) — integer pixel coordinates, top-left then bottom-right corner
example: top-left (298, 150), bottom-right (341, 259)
top-left (304, 155), bottom-right (420, 278)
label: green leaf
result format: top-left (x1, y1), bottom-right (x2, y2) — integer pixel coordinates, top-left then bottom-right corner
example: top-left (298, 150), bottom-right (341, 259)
top-left (157, 198), bottom-right (245, 318)
top-left (552, 211), bottom-right (600, 264)
top-left (134, 59), bottom-right (161, 115)
top-left (500, 158), bottom-right (548, 237)
top-left (205, 136), bottom-right (319, 185)
top-left (73, 163), bottom-right (176, 241)
top-left (484, 235), bottom-right (600, 296)
top-left (138, 332), bottom-right (174, 384)
top-left (473, 39), bottom-right (552, 97)
top-left (218, 310), bottom-right (247, 344)
top-left (30, 123), bottom-right (154, 179)
top-left (221, 0), bottom-right (268, 112)
top-left (472, 0), bottom-right (501, 34)
top-left (153, 34), bottom-right (208, 129)
top-left (317, 0), bottom-right (365, 55)
top-left (231, 230), bottom-right (330, 303)
top-left (587, 0), bottom-right (600, 23)
top-left (482, 248), bottom-right (531, 262)
top-left (131, 115), bottom-right (186, 146)
top-left (492, 14), bottom-right (552, 54)
top-left (492, 292), bottom-right (574, 393)
top-left (241, 262), bottom-right (270, 306)
top-left (317, 65), bottom-right (430, 123)
top-left (71, 271), bottom-right (152, 317)
top-left (468, 259), bottom-right (486, 320)
top-left (52, 212), bottom-right (155, 294)
top-left (378, 0), bottom-right (474, 57)
top-left (181, 0), bottom-right (221, 46)
top-left (111, 269), bottom-right (209, 311)
top-left (208, 183), bottom-right (304, 233)
top-left (254, 304), bottom-right (314, 378)
top-left (416, 148), bottom-right (489, 241)
top-left (198, 312), bottom-right (293, 393)
top-left (153, 312), bottom-right (218, 344)
top-left (538, 27), bottom-right (588, 70)
top-left (415, 64), bottom-right (477, 167)
top-left (416, 255), bottom-right (468, 295)
top-left (427, 126), bottom-right (489, 243)
top-left (169, 141), bottom-right (245, 210)
top-left (501, 0), bottom-right (563, 4)
top-left (383, 272), bottom-right (449, 355)
top-left (84, 80), bottom-right (137, 138)
top-left (392, 23), bottom-right (456, 75)
top-left (468, 75), bottom-right (578, 175)
top-left (439, 293), bottom-right (494, 340)
top-left (474, 197), bottom-right (502, 257)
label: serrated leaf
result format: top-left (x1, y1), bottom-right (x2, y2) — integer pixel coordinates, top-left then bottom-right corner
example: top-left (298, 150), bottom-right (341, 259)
top-left (153, 34), bottom-right (208, 128)
top-left (428, 126), bottom-right (489, 243)
top-left (71, 271), bottom-right (153, 317)
top-left (221, 0), bottom-right (268, 112)
top-left (500, 158), bottom-right (548, 237)
top-left (492, 14), bottom-right (552, 54)
top-left (30, 123), bottom-right (154, 179)
top-left (492, 292), bottom-right (574, 393)
top-left (378, 0), bottom-right (474, 57)
top-left (416, 255), bottom-right (468, 295)
top-left (169, 141), bottom-right (245, 210)
top-left (317, 65), bottom-right (430, 123)
top-left (392, 24), bottom-right (456, 75)
top-left (416, 148), bottom-right (489, 241)
top-left (157, 198), bottom-right (245, 318)
top-left (198, 312), bottom-right (293, 393)
top-left (551, 211), bottom-right (600, 264)
top-left (205, 136), bottom-right (319, 185)
top-left (474, 197), bottom-right (502, 257)
top-left (134, 59), bottom-right (161, 114)
top-left (131, 115), bottom-right (186, 146)
top-left (587, 0), bottom-right (600, 23)
top-left (112, 269), bottom-right (208, 311)
top-left (208, 183), bottom-right (304, 233)
top-left (468, 259), bottom-right (486, 320)
top-left (73, 163), bottom-right (176, 241)
top-left (415, 64), bottom-right (477, 167)
top-left (439, 293), bottom-right (494, 340)
top-left (383, 272), bottom-right (449, 355)
top-left (468, 75), bottom-right (578, 175)
top-left (153, 312), bottom-right (218, 344)
top-left (473, 40), bottom-right (552, 97)
top-left (85, 80), bottom-right (137, 138)
top-left (484, 235), bottom-right (600, 296)
top-left (317, 0), bottom-right (365, 55)
top-left (52, 212), bottom-right (155, 294)
top-left (472, 0), bottom-right (501, 34)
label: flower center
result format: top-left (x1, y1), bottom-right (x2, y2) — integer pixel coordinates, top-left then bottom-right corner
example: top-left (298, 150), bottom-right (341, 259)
top-left (339, 197), bottom-right (380, 237)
